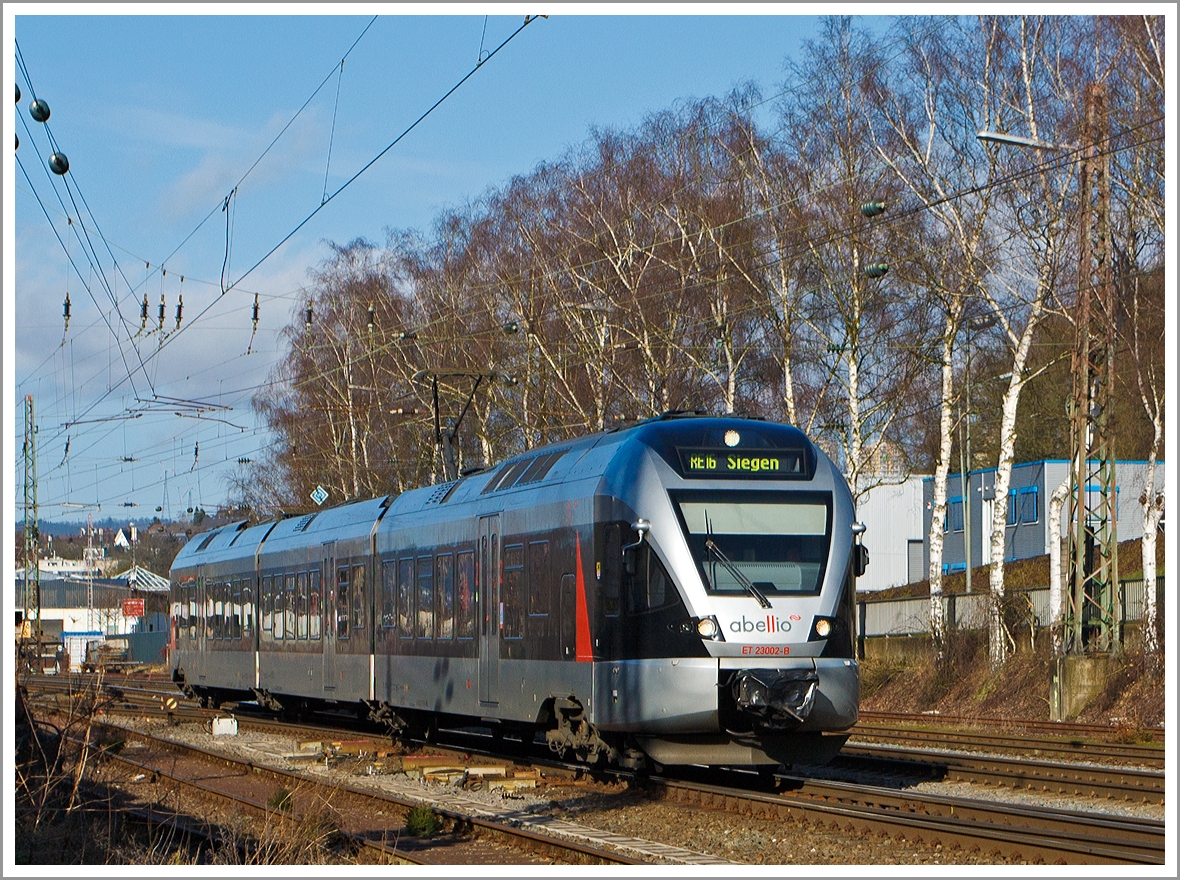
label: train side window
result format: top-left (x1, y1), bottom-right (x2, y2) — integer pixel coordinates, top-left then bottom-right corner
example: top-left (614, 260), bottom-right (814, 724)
top-left (284, 574), bottom-right (297, 641)
top-left (309, 569), bottom-right (322, 640)
top-left (232, 582), bottom-right (242, 640)
top-left (187, 582), bottom-right (197, 639)
top-left (603, 525), bottom-right (621, 617)
top-left (214, 583), bottom-right (225, 640)
top-left (353, 564), bottom-right (366, 632)
top-left (528, 540), bottom-right (550, 616)
top-left (417, 557), bottom-right (434, 639)
top-left (201, 578), bottom-right (210, 639)
top-left (398, 558), bottom-right (414, 638)
top-left (273, 577), bottom-right (285, 639)
top-left (502, 544), bottom-right (525, 639)
top-left (626, 546), bottom-right (675, 614)
top-left (242, 581), bottom-right (254, 638)
top-left (262, 576), bottom-right (273, 632)
top-left (297, 572), bottom-right (309, 640)
top-left (337, 566), bottom-right (350, 641)
top-left (456, 550), bottom-right (475, 640)
top-left (381, 560), bottom-right (396, 630)
top-left (436, 553), bottom-right (455, 640)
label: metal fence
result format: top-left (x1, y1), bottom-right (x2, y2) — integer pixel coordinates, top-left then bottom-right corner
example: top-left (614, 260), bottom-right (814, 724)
top-left (858, 577), bottom-right (1164, 638)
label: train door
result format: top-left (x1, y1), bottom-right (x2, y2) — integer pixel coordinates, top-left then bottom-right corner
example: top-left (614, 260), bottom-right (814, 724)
top-left (478, 514), bottom-right (501, 705)
top-left (322, 541), bottom-right (337, 692)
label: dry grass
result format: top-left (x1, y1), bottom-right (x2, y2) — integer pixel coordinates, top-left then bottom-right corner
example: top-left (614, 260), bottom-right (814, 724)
top-left (14, 674), bottom-right (363, 865)
top-left (860, 629), bottom-right (1166, 733)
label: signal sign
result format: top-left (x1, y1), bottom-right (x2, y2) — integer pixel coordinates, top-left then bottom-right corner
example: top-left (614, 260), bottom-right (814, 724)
top-left (311, 485), bottom-right (329, 506)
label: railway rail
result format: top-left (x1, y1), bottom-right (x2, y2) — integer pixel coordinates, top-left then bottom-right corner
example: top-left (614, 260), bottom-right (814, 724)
top-left (850, 721), bottom-right (1164, 768)
top-left (20, 674), bottom-right (1165, 865)
top-left (835, 743), bottom-right (1164, 805)
top-left (61, 720), bottom-right (672, 865)
top-left (858, 709), bottom-right (1165, 744)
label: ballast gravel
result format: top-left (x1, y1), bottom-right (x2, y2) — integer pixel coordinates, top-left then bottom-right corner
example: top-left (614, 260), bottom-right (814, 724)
top-left (107, 715), bottom-right (1164, 866)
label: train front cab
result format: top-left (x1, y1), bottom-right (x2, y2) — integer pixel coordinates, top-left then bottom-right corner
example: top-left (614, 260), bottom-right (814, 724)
top-left (588, 418), bottom-right (862, 767)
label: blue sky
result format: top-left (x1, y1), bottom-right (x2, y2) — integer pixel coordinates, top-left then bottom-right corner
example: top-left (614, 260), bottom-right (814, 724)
top-left (7, 8), bottom-right (894, 529)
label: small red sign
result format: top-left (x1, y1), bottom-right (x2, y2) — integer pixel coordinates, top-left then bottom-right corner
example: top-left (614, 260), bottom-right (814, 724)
top-left (122, 598), bottom-right (145, 617)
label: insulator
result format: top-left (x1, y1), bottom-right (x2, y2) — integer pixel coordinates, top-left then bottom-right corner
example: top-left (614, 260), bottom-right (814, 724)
top-left (237, 457), bottom-right (252, 465)
top-left (397, 331), bottom-right (417, 340)
top-left (175, 294), bottom-right (183, 329)
top-left (367, 304), bottom-right (375, 335)
top-left (864, 263), bottom-right (889, 279)
top-left (29, 98), bottom-right (50, 122)
top-left (140, 293), bottom-right (149, 324)
top-left (48, 152), bottom-right (69, 175)
top-left (860, 201), bottom-right (886, 218)
top-left (251, 293), bottom-right (260, 325)
top-left (305, 304), bottom-right (313, 332)
top-left (158, 294), bottom-right (166, 330)
top-left (63, 293), bottom-right (71, 319)
top-left (390, 407), bottom-right (423, 416)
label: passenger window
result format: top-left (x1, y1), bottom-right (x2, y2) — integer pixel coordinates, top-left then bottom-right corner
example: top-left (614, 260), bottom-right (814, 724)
top-left (417, 557), bottom-right (434, 639)
top-left (242, 582), bottom-right (254, 638)
top-left (262, 576), bottom-right (273, 632)
top-left (213, 583), bottom-right (224, 640)
top-left (353, 564), bottom-right (366, 631)
top-left (232, 582), bottom-right (242, 639)
top-left (336, 566), bottom-right (350, 640)
top-left (502, 544), bottom-right (525, 639)
top-left (456, 550), bottom-right (475, 639)
top-left (273, 578), bottom-right (285, 639)
top-left (309, 569), bottom-right (322, 640)
top-left (297, 572), bottom-right (308, 639)
top-left (528, 540), bottom-right (550, 616)
top-left (284, 574), bottom-right (296, 640)
top-left (381, 560), bottom-right (396, 629)
top-left (436, 553), bottom-right (454, 640)
top-left (398, 558), bottom-right (414, 638)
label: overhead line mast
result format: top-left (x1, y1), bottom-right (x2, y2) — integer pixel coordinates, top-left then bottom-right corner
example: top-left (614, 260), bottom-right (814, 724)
top-left (1065, 83), bottom-right (1120, 655)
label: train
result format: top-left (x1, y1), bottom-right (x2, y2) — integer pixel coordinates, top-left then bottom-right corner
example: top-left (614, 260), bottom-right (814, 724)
top-left (169, 413), bottom-right (867, 769)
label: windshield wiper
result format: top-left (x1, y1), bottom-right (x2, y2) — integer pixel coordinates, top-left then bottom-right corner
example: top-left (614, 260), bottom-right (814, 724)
top-left (704, 537), bottom-right (772, 609)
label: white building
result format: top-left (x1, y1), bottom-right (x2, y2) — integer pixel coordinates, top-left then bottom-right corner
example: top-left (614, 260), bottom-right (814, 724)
top-left (854, 475), bottom-right (929, 592)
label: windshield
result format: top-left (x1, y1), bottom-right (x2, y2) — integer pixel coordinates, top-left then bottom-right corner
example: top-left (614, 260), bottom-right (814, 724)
top-left (674, 493), bottom-right (831, 596)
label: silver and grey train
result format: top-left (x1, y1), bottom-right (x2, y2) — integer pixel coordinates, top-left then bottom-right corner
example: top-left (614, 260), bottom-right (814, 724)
top-left (169, 414), bottom-right (867, 768)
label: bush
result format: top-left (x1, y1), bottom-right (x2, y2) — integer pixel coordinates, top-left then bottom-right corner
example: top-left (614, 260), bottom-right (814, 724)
top-left (405, 805), bottom-right (440, 837)
top-left (268, 787), bottom-right (293, 812)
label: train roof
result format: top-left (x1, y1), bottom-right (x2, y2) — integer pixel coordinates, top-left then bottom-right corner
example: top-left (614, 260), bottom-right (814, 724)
top-left (168, 414), bottom-right (819, 576)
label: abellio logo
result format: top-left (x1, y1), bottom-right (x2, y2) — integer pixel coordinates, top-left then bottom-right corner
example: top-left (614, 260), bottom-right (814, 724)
top-left (729, 614), bottom-right (793, 634)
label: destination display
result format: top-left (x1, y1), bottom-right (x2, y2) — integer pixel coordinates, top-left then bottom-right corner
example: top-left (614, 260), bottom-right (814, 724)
top-left (677, 447), bottom-right (806, 479)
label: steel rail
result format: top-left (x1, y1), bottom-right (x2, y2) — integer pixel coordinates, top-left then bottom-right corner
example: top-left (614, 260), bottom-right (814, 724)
top-left (836, 743), bottom-right (1164, 804)
top-left (646, 776), bottom-right (1163, 865)
top-left (81, 719), bottom-right (646, 866)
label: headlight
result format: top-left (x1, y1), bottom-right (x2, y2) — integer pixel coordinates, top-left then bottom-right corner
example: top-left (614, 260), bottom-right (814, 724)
top-left (674, 615), bottom-right (724, 641)
top-left (696, 617), bottom-right (720, 639)
top-left (809, 616), bottom-right (836, 640)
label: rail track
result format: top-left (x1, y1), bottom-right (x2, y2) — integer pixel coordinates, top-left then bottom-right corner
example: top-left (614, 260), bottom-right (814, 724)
top-left (56, 720), bottom-right (692, 866)
top-left (19, 674), bottom-right (1165, 865)
top-left (851, 721), bottom-right (1164, 768)
top-left (858, 709), bottom-right (1165, 743)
